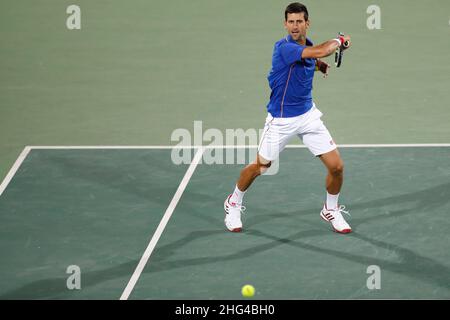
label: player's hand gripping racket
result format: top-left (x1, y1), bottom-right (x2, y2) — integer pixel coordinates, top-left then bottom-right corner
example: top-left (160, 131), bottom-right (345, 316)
top-left (335, 32), bottom-right (350, 68)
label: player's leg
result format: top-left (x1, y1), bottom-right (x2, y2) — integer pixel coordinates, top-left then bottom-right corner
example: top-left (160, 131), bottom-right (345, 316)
top-left (224, 155), bottom-right (272, 232)
top-left (224, 115), bottom-right (290, 232)
top-left (317, 148), bottom-right (351, 233)
top-left (299, 107), bottom-right (351, 233)
top-left (296, 107), bottom-right (341, 205)
top-left (228, 114), bottom-right (277, 206)
top-left (230, 154), bottom-right (272, 203)
top-left (318, 148), bottom-right (344, 206)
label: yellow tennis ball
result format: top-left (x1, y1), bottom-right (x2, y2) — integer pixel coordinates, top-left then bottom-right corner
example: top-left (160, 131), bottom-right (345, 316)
top-left (241, 284), bottom-right (255, 298)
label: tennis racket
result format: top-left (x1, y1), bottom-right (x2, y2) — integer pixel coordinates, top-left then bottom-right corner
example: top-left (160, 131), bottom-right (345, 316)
top-left (334, 32), bottom-right (350, 68)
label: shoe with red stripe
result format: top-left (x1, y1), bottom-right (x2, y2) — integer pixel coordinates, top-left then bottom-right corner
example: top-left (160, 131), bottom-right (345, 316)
top-left (320, 204), bottom-right (352, 234)
top-left (224, 194), bottom-right (245, 232)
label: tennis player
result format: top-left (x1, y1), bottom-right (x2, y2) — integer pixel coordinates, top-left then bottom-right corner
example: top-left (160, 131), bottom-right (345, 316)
top-left (224, 2), bottom-right (352, 233)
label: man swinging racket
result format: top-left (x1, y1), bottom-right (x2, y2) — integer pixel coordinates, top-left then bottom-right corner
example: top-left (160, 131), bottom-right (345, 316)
top-left (224, 2), bottom-right (352, 233)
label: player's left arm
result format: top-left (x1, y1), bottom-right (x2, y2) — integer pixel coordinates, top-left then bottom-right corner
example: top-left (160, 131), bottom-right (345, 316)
top-left (316, 59), bottom-right (330, 77)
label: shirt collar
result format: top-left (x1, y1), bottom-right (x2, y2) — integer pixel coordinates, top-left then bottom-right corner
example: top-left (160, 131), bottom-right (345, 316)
top-left (286, 34), bottom-right (313, 46)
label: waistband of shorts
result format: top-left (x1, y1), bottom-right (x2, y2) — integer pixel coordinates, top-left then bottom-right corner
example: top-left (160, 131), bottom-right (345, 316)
top-left (267, 103), bottom-right (319, 121)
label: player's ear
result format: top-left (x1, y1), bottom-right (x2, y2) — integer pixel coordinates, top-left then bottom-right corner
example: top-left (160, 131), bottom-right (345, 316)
top-left (306, 19), bottom-right (310, 29)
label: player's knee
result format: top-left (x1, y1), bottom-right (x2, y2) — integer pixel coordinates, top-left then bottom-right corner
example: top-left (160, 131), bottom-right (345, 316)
top-left (329, 162), bottom-right (344, 177)
top-left (258, 161), bottom-right (272, 174)
top-left (245, 163), bottom-right (262, 179)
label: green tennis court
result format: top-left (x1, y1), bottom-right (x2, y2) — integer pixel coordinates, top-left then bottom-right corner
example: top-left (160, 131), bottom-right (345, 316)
top-left (0, 146), bottom-right (449, 299)
top-left (1, 0), bottom-right (449, 300)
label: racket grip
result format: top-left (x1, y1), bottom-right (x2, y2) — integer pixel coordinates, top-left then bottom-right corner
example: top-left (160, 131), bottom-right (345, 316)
top-left (337, 32), bottom-right (349, 48)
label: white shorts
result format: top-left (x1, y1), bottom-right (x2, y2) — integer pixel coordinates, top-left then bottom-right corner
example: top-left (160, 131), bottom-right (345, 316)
top-left (258, 104), bottom-right (337, 160)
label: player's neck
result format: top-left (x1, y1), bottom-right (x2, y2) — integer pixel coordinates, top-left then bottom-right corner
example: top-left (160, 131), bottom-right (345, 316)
top-left (297, 35), bottom-right (306, 46)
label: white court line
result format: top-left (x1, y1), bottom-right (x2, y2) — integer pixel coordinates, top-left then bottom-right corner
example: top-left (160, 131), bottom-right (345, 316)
top-left (0, 146), bottom-right (31, 197)
top-left (28, 143), bottom-right (450, 150)
top-left (3, 144), bottom-right (449, 195)
top-left (119, 147), bottom-right (205, 300)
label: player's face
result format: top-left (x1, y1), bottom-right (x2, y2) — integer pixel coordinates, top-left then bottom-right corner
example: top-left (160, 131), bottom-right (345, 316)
top-left (284, 12), bottom-right (310, 43)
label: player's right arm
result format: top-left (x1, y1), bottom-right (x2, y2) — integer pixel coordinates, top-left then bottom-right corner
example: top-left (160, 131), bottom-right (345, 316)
top-left (302, 35), bottom-right (351, 59)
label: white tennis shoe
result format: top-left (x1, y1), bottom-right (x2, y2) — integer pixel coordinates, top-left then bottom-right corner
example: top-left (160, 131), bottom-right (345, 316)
top-left (224, 194), bottom-right (245, 232)
top-left (320, 204), bottom-right (352, 234)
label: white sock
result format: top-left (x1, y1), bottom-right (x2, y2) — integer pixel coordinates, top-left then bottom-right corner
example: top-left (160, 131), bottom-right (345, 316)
top-left (230, 185), bottom-right (246, 205)
top-left (326, 192), bottom-right (339, 210)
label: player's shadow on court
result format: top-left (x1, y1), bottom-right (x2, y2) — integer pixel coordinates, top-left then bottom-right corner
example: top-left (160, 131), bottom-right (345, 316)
top-left (0, 259), bottom-right (140, 299)
top-left (150, 181), bottom-right (450, 290)
top-left (343, 180), bottom-right (450, 228)
top-left (244, 181), bottom-right (450, 229)
top-left (139, 177), bottom-right (450, 294)
top-left (2, 182), bottom-right (449, 298)
top-left (0, 229), bottom-right (322, 299)
top-left (248, 228), bottom-right (450, 294)
top-left (1, 222), bottom-right (448, 298)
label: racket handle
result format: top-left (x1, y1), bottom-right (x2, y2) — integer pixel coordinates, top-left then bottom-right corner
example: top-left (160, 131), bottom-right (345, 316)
top-left (338, 32), bottom-right (349, 48)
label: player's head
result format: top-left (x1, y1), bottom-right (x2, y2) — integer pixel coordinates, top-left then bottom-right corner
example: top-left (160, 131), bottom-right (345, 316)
top-left (284, 2), bottom-right (310, 43)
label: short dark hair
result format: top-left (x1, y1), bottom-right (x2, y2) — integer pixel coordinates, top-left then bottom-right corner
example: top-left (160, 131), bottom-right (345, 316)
top-left (285, 2), bottom-right (309, 21)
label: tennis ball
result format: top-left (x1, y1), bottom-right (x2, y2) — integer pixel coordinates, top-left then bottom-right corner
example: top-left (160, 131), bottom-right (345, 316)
top-left (241, 284), bottom-right (255, 298)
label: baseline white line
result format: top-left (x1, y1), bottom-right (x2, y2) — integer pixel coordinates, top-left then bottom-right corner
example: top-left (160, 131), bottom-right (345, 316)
top-left (29, 145), bottom-right (255, 149)
top-left (0, 146), bottom-right (31, 197)
top-left (119, 147), bottom-right (205, 300)
top-left (306, 144), bottom-right (450, 148)
top-left (28, 143), bottom-right (450, 150)
top-left (30, 145), bottom-right (178, 150)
